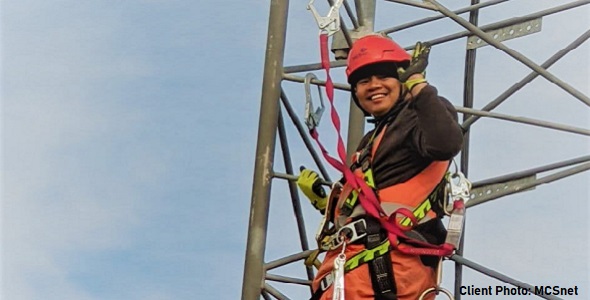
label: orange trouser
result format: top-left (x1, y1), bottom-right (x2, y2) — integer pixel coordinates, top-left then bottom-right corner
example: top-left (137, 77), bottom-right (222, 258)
top-left (312, 243), bottom-right (436, 300)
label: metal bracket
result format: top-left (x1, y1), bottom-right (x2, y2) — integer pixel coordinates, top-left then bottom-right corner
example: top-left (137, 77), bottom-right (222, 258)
top-left (467, 18), bottom-right (542, 50)
top-left (304, 73), bottom-right (325, 131)
top-left (469, 175), bottom-right (537, 203)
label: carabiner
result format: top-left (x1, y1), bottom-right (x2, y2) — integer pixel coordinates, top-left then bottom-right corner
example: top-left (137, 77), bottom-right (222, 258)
top-left (445, 171), bottom-right (471, 215)
top-left (450, 172), bottom-right (472, 202)
top-left (307, 0), bottom-right (344, 36)
top-left (304, 73), bottom-right (325, 131)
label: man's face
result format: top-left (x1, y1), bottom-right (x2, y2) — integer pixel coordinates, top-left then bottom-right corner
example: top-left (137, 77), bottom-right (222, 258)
top-left (354, 75), bottom-right (401, 117)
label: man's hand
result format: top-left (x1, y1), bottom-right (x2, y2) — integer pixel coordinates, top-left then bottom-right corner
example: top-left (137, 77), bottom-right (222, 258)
top-left (296, 167), bottom-right (327, 211)
top-left (397, 41), bottom-right (431, 93)
top-left (398, 41), bottom-right (431, 82)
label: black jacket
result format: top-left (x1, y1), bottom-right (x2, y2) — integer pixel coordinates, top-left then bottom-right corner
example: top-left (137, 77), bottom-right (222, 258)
top-left (356, 85), bottom-right (464, 190)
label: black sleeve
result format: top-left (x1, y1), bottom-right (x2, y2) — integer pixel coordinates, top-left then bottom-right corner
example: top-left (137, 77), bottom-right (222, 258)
top-left (409, 85), bottom-right (464, 160)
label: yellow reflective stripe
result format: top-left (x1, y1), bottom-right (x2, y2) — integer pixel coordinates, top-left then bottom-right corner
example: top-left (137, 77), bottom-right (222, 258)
top-left (344, 168), bottom-right (375, 211)
top-left (400, 199), bottom-right (432, 227)
top-left (398, 180), bottom-right (446, 227)
top-left (344, 190), bottom-right (358, 208)
top-left (363, 168), bottom-right (375, 188)
top-left (344, 240), bottom-right (390, 272)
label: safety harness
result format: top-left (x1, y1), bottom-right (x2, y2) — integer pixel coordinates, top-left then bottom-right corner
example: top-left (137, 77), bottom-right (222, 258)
top-left (310, 113), bottom-right (451, 300)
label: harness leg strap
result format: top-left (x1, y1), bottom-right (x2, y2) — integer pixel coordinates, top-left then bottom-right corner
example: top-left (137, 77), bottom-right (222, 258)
top-left (366, 219), bottom-right (397, 300)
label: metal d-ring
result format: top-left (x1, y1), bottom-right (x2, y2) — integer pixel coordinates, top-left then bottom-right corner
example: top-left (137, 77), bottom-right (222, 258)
top-left (418, 287), bottom-right (454, 300)
top-left (304, 73), bottom-right (325, 131)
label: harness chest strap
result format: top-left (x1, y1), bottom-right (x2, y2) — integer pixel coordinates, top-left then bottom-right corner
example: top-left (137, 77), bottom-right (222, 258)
top-left (341, 123), bottom-right (449, 227)
top-left (337, 125), bottom-right (454, 257)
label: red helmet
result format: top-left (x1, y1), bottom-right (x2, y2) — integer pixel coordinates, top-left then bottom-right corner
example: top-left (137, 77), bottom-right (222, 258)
top-left (346, 35), bottom-right (410, 83)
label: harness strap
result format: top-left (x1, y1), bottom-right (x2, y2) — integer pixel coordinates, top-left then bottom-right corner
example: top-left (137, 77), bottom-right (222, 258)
top-left (365, 218), bottom-right (397, 300)
top-left (310, 219), bottom-right (394, 300)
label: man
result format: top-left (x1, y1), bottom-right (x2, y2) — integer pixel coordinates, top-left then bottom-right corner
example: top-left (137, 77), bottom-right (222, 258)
top-left (298, 34), bottom-right (464, 300)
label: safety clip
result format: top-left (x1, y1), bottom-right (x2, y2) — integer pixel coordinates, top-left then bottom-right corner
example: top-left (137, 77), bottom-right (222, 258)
top-left (450, 172), bottom-right (472, 201)
top-left (307, 0), bottom-right (344, 36)
top-left (304, 73), bottom-right (325, 131)
top-left (445, 171), bottom-right (472, 215)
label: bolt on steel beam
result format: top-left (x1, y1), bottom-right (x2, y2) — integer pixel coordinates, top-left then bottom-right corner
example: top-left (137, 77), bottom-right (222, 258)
top-left (467, 162), bottom-right (590, 208)
top-left (425, 1), bottom-right (589, 47)
top-left (471, 155), bottom-right (590, 188)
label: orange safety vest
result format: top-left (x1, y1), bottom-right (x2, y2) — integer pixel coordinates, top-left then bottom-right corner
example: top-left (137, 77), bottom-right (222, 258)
top-left (312, 125), bottom-right (448, 300)
top-left (335, 125), bottom-right (449, 228)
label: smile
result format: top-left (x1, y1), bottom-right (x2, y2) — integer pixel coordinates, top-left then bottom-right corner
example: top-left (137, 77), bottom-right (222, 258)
top-left (369, 93), bottom-right (387, 100)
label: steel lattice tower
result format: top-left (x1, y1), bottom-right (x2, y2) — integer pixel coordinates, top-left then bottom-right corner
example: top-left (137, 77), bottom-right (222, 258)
top-left (242, 1), bottom-right (590, 299)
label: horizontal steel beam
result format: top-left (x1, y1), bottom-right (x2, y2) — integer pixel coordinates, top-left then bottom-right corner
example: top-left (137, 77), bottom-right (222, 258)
top-left (467, 162), bottom-right (590, 208)
top-left (450, 255), bottom-right (565, 300)
top-left (456, 107), bottom-right (590, 136)
top-left (266, 273), bottom-right (312, 286)
top-left (471, 156), bottom-right (590, 188)
top-left (264, 250), bottom-right (315, 271)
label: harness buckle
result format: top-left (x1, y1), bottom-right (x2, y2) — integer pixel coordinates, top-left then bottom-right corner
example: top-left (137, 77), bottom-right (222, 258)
top-left (324, 218), bottom-right (368, 250)
top-left (307, 0), bottom-right (344, 36)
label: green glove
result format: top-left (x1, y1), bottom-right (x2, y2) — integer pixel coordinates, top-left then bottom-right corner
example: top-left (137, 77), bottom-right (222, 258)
top-left (397, 41), bottom-right (431, 90)
top-left (296, 167), bottom-right (327, 211)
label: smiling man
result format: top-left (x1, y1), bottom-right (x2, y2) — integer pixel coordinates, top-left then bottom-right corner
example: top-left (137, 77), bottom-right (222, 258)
top-left (297, 34), bottom-right (464, 300)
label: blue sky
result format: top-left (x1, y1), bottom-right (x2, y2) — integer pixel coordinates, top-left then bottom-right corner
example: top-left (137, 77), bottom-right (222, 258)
top-left (1, 1), bottom-right (588, 299)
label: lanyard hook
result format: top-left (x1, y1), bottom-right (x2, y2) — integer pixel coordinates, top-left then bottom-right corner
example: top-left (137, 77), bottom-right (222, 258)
top-left (304, 73), bottom-right (325, 131)
top-left (450, 172), bottom-right (472, 202)
top-left (307, 0), bottom-right (344, 36)
top-left (444, 171), bottom-right (472, 215)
